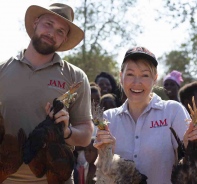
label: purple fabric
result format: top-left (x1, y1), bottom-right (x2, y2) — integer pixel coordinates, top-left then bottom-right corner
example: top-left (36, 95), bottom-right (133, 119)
top-left (163, 70), bottom-right (183, 86)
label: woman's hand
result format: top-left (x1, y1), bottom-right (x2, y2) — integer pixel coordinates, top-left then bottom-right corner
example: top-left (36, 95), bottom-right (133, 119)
top-left (183, 121), bottom-right (197, 148)
top-left (93, 125), bottom-right (116, 151)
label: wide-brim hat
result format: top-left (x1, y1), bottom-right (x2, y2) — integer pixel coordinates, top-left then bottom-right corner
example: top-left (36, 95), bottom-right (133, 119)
top-left (122, 46), bottom-right (158, 67)
top-left (25, 3), bottom-right (84, 51)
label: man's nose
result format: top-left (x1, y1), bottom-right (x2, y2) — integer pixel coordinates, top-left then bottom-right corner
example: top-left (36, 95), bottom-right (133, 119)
top-left (47, 29), bottom-right (55, 38)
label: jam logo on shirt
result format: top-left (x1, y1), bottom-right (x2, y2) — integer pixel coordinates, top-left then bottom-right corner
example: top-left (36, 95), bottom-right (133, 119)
top-left (48, 80), bottom-right (66, 89)
top-left (150, 119), bottom-right (168, 128)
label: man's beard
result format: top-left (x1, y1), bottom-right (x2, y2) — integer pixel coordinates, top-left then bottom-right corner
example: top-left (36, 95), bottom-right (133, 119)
top-left (32, 33), bottom-right (59, 55)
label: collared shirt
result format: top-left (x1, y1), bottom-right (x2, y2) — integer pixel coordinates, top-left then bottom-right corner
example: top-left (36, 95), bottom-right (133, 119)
top-left (0, 50), bottom-right (92, 135)
top-left (103, 93), bottom-right (189, 184)
top-left (0, 50), bottom-right (92, 183)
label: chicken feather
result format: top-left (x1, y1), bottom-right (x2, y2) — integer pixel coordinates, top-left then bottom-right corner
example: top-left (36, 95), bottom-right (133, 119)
top-left (0, 126), bottom-right (26, 183)
top-left (92, 102), bottom-right (147, 184)
top-left (171, 96), bottom-right (197, 184)
top-left (23, 82), bottom-right (82, 183)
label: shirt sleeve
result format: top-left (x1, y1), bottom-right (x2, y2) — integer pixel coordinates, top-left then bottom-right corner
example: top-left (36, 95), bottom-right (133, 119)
top-left (171, 103), bottom-right (190, 149)
top-left (69, 70), bottom-right (92, 125)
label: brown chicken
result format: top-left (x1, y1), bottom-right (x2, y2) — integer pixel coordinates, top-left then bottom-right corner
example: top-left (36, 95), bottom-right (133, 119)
top-left (23, 82), bottom-right (82, 183)
top-left (171, 96), bottom-right (197, 184)
top-left (28, 128), bottom-right (75, 183)
top-left (46, 142), bottom-right (75, 184)
top-left (28, 147), bottom-right (47, 178)
top-left (0, 112), bottom-right (26, 183)
top-left (92, 103), bottom-right (147, 184)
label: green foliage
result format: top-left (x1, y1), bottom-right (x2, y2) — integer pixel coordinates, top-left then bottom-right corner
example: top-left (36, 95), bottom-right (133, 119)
top-left (61, 0), bottom-right (142, 83)
top-left (63, 47), bottom-right (120, 82)
top-left (161, 50), bottom-right (189, 72)
top-left (153, 86), bottom-right (169, 100)
top-left (158, 1), bottom-right (197, 29)
top-left (74, 0), bottom-right (139, 54)
top-left (156, 1), bottom-right (197, 77)
top-left (156, 1), bottom-right (197, 82)
top-left (159, 50), bottom-right (194, 85)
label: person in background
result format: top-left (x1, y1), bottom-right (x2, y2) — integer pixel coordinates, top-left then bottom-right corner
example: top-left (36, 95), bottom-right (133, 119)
top-left (73, 82), bottom-right (100, 184)
top-left (90, 82), bottom-right (101, 107)
top-left (93, 46), bottom-right (195, 184)
top-left (74, 137), bottom-right (98, 184)
top-left (84, 137), bottom-right (98, 184)
top-left (89, 82), bottom-right (101, 136)
top-left (163, 70), bottom-right (184, 102)
top-left (73, 146), bottom-right (87, 184)
top-left (179, 81), bottom-right (197, 113)
top-left (94, 72), bottom-right (122, 107)
top-left (100, 93), bottom-right (117, 111)
top-left (0, 3), bottom-right (93, 184)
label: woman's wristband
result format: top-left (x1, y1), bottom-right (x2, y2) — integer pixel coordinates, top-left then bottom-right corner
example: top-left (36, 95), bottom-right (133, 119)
top-left (64, 126), bottom-right (72, 139)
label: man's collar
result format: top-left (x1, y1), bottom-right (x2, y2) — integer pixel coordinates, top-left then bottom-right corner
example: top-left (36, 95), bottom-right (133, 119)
top-left (14, 50), bottom-right (64, 67)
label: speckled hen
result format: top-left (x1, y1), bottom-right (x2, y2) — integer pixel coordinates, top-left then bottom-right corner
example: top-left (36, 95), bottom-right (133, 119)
top-left (171, 96), bottom-right (197, 184)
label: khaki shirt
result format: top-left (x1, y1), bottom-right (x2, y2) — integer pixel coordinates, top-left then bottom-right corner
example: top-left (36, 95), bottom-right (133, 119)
top-left (0, 50), bottom-right (92, 183)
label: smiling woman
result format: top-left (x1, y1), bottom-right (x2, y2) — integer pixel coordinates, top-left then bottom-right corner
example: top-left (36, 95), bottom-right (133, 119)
top-left (120, 47), bottom-right (158, 122)
top-left (93, 46), bottom-right (193, 184)
top-left (121, 59), bottom-right (157, 121)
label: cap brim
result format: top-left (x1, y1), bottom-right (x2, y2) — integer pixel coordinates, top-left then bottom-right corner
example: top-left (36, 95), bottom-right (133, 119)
top-left (25, 5), bottom-right (84, 51)
top-left (123, 53), bottom-right (158, 67)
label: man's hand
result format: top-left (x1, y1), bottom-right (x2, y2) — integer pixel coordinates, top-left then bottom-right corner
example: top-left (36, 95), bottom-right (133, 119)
top-left (45, 102), bottom-right (70, 138)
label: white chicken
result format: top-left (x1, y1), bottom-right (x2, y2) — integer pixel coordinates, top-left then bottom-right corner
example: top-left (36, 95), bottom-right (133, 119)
top-left (92, 103), bottom-right (147, 184)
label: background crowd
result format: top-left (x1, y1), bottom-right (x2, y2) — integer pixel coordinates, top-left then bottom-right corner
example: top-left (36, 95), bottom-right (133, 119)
top-left (74, 65), bottom-right (197, 184)
top-left (1, 2), bottom-right (197, 184)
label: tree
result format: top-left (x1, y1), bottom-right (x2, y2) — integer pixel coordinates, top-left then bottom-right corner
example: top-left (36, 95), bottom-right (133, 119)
top-left (157, 0), bottom-right (197, 29)
top-left (74, 0), bottom-right (139, 56)
top-left (181, 34), bottom-right (197, 77)
top-left (158, 50), bottom-right (194, 84)
top-left (64, 47), bottom-right (120, 82)
top-left (156, 1), bottom-right (197, 80)
top-left (64, 0), bottom-right (141, 82)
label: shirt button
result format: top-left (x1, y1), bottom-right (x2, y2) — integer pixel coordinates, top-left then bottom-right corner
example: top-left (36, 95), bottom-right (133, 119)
top-left (134, 155), bottom-right (137, 158)
top-left (135, 136), bottom-right (139, 139)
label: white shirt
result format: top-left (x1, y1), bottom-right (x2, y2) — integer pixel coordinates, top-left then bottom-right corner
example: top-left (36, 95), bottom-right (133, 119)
top-left (103, 93), bottom-right (189, 184)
